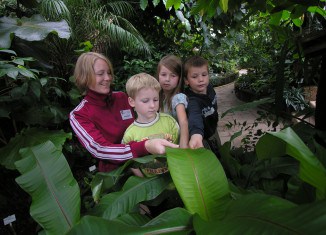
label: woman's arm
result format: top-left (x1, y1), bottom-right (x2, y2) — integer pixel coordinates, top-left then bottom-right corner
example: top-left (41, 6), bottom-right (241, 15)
top-left (70, 107), bottom-right (146, 163)
top-left (70, 107), bottom-right (178, 162)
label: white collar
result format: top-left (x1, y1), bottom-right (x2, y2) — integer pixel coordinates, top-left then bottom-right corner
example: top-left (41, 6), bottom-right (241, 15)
top-left (134, 112), bottom-right (159, 127)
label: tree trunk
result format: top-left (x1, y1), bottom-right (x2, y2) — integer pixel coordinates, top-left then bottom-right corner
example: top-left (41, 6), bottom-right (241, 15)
top-left (274, 41), bottom-right (288, 117)
top-left (315, 53), bottom-right (326, 131)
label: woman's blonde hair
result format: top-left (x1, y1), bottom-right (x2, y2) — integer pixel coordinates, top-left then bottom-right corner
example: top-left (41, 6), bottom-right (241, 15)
top-left (156, 55), bottom-right (183, 112)
top-left (74, 52), bottom-right (114, 95)
top-left (126, 73), bottom-right (161, 99)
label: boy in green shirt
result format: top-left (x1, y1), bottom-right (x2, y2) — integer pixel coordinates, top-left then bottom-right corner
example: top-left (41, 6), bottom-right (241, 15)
top-left (123, 72), bottom-right (180, 176)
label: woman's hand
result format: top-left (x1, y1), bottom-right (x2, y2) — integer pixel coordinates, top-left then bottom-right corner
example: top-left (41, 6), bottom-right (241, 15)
top-left (145, 139), bottom-right (179, 155)
top-left (189, 134), bottom-right (203, 149)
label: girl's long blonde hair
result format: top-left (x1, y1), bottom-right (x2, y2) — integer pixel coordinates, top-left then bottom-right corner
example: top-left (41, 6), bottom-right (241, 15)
top-left (156, 55), bottom-right (184, 113)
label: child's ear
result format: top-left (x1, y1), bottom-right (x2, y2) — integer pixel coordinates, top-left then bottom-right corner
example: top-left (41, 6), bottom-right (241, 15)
top-left (128, 97), bottom-right (135, 107)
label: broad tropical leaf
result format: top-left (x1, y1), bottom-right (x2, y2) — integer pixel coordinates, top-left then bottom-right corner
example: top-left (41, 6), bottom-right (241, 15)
top-left (0, 127), bottom-right (71, 169)
top-left (90, 175), bottom-right (171, 220)
top-left (221, 97), bottom-right (274, 118)
top-left (0, 15), bottom-right (70, 48)
top-left (256, 127), bottom-right (326, 199)
top-left (68, 208), bottom-right (192, 234)
top-left (15, 141), bottom-right (80, 234)
top-left (113, 213), bottom-right (150, 226)
top-left (91, 155), bottom-right (160, 202)
top-left (194, 193), bottom-right (326, 234)
top-left (166, 148), bottom-right (230, 221)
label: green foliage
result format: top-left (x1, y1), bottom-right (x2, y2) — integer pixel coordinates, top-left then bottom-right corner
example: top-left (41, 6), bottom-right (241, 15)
top-left (15, 140), bottom-right (80, 234)
top-left (194, 193), bottom-right (326, 234)
top-left (114, 51), bottom-right (164, 91)
top-left (89, 175), bottom-right (171, 220)
top-left (39, 0), bottom-right (71, 21)
top-left (235, 72), bottom-right (275, 100)
top-left (167, 147), bottom-right (230, 220)
top-left (0, 14), bottom-right (70, 49)
top-left (257, 127), bottom-right (326, 199)
top-left (0, 49), bottom-right (72, 134)
top-left (155, 13), bottom-right (201, 58)
top-left (0, 127), bottom-right (71, 169)
top-left (68, 0), bottom-right (151, 56)
top-left (6, 127), bottom-right (326, 233)
top-left (283, 86), bottom-right (309, 111)
top-left (68, 208), bottom-right (192, 234)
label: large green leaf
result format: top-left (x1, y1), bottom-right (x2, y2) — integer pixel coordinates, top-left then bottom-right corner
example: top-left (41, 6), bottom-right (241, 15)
top-left (221, 97), bottom-right (274, 118)
top-left (166, 148), bottom-right (230, 221)
top-left (15, 141), bottom-right (80, 235)
top-left (0, 127), bottom-right (71, 169)
top-left (194, 193), bottom-right (326, 234)
top-left (68, 208), bottom-right (192, 234)
top-left (91, 155), bottom-right (161, 202)
top-left (90, 175), bottom-right (171, 220)
top-left (0, 14), bottom-right (70, 49)
top-left (256, 127), bottom-right (326, 199)
top-left (249, 157), bottom-right (299, 181)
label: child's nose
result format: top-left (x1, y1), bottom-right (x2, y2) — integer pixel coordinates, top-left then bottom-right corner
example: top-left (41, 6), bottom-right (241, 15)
top-left (149, 101), bottom-right (156, 107)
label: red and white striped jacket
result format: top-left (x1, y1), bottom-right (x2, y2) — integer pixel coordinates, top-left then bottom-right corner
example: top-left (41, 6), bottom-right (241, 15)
top-left (69, 89), bottom-right (148, 172)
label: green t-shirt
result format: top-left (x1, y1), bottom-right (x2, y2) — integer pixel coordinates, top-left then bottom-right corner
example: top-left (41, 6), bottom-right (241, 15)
top-left (122, 112), bottom-right (180, 144)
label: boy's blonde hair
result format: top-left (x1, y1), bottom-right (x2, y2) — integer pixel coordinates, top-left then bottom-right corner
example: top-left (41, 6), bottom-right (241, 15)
top-left (74, 52), bottom-right (114, 95)
top-left (126, 73), bottom-right (161, 99)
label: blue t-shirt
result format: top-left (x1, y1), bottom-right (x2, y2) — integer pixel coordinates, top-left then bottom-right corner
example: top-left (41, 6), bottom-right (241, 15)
top-left (163, 93), bottom-right (188, 119)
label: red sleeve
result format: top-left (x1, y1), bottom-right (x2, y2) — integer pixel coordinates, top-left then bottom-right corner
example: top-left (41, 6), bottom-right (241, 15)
top-left (69, 101), bottom-right (148, 163)
top-left (129, 140), bottom-right (149, 158)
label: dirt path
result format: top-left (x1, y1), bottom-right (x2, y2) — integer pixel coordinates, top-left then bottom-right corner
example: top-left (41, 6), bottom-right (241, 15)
top-left (215, 82), bottom-right (286, 148)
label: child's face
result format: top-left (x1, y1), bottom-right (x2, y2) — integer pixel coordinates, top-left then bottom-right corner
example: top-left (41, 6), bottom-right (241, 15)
top-left (158, 65), bottom-right (179, 93)
top-left (89, 58), bottom-right (113, 94)
top-left (185, 65), bottom-right (209, 94)
top-left (128, 87), bottom-right (159, 123)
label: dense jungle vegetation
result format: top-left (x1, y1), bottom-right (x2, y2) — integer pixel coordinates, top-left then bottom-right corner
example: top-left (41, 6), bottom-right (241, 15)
top-left (1, 0), bottom-right (326, 234)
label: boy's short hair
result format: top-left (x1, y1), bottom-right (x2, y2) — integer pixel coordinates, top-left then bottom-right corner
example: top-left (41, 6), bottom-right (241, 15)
top-left (183, 55), bottom-right (209, 79)
top-left (74, 52), bottom-right (114, 95)
top-left (126, 73), bottom-right (161, 99)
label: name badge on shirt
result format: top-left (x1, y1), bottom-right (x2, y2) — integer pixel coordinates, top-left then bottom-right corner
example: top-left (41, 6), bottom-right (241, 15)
top-left (120, 109), bottom-right (133, 120)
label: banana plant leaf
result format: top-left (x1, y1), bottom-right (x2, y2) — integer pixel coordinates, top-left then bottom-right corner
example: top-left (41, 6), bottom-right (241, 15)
top-left (0, 127), bottom-right (71, 170)
top-left (166, 147), bottom-right (230, 221)
top-left (89, 174), bottom-right (171, 220)
top-left (112, 213), bottom-right (150, 226)
top-left (68, 208), bottom-right (192, 235)
top-left (15, 140), bottom-right (80, 235)
top-left (221, 97), bottom-right (274, 118)
top-left (0, 15), bottom-right (70, 49)
top-left (91, 154), bottom-right (164, 202)
top-left (256, 127), bottom-right (326, 199)
top-left (219, 141), bottom-right (242, 179)
top-left (193, 193), bottom-right (326, 234)
top-left (247, 156), bottom-right (299, 181)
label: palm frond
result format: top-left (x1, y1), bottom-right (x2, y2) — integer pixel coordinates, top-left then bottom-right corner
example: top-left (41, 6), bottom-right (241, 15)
top-left (94, 11), bottom-right (151, 55)
top-left (40, 0), bottom-right (71, 22)
top-left (67, 0), bottom-right (150, 55)
top-left (106, 0), bottom-right (135, 18)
